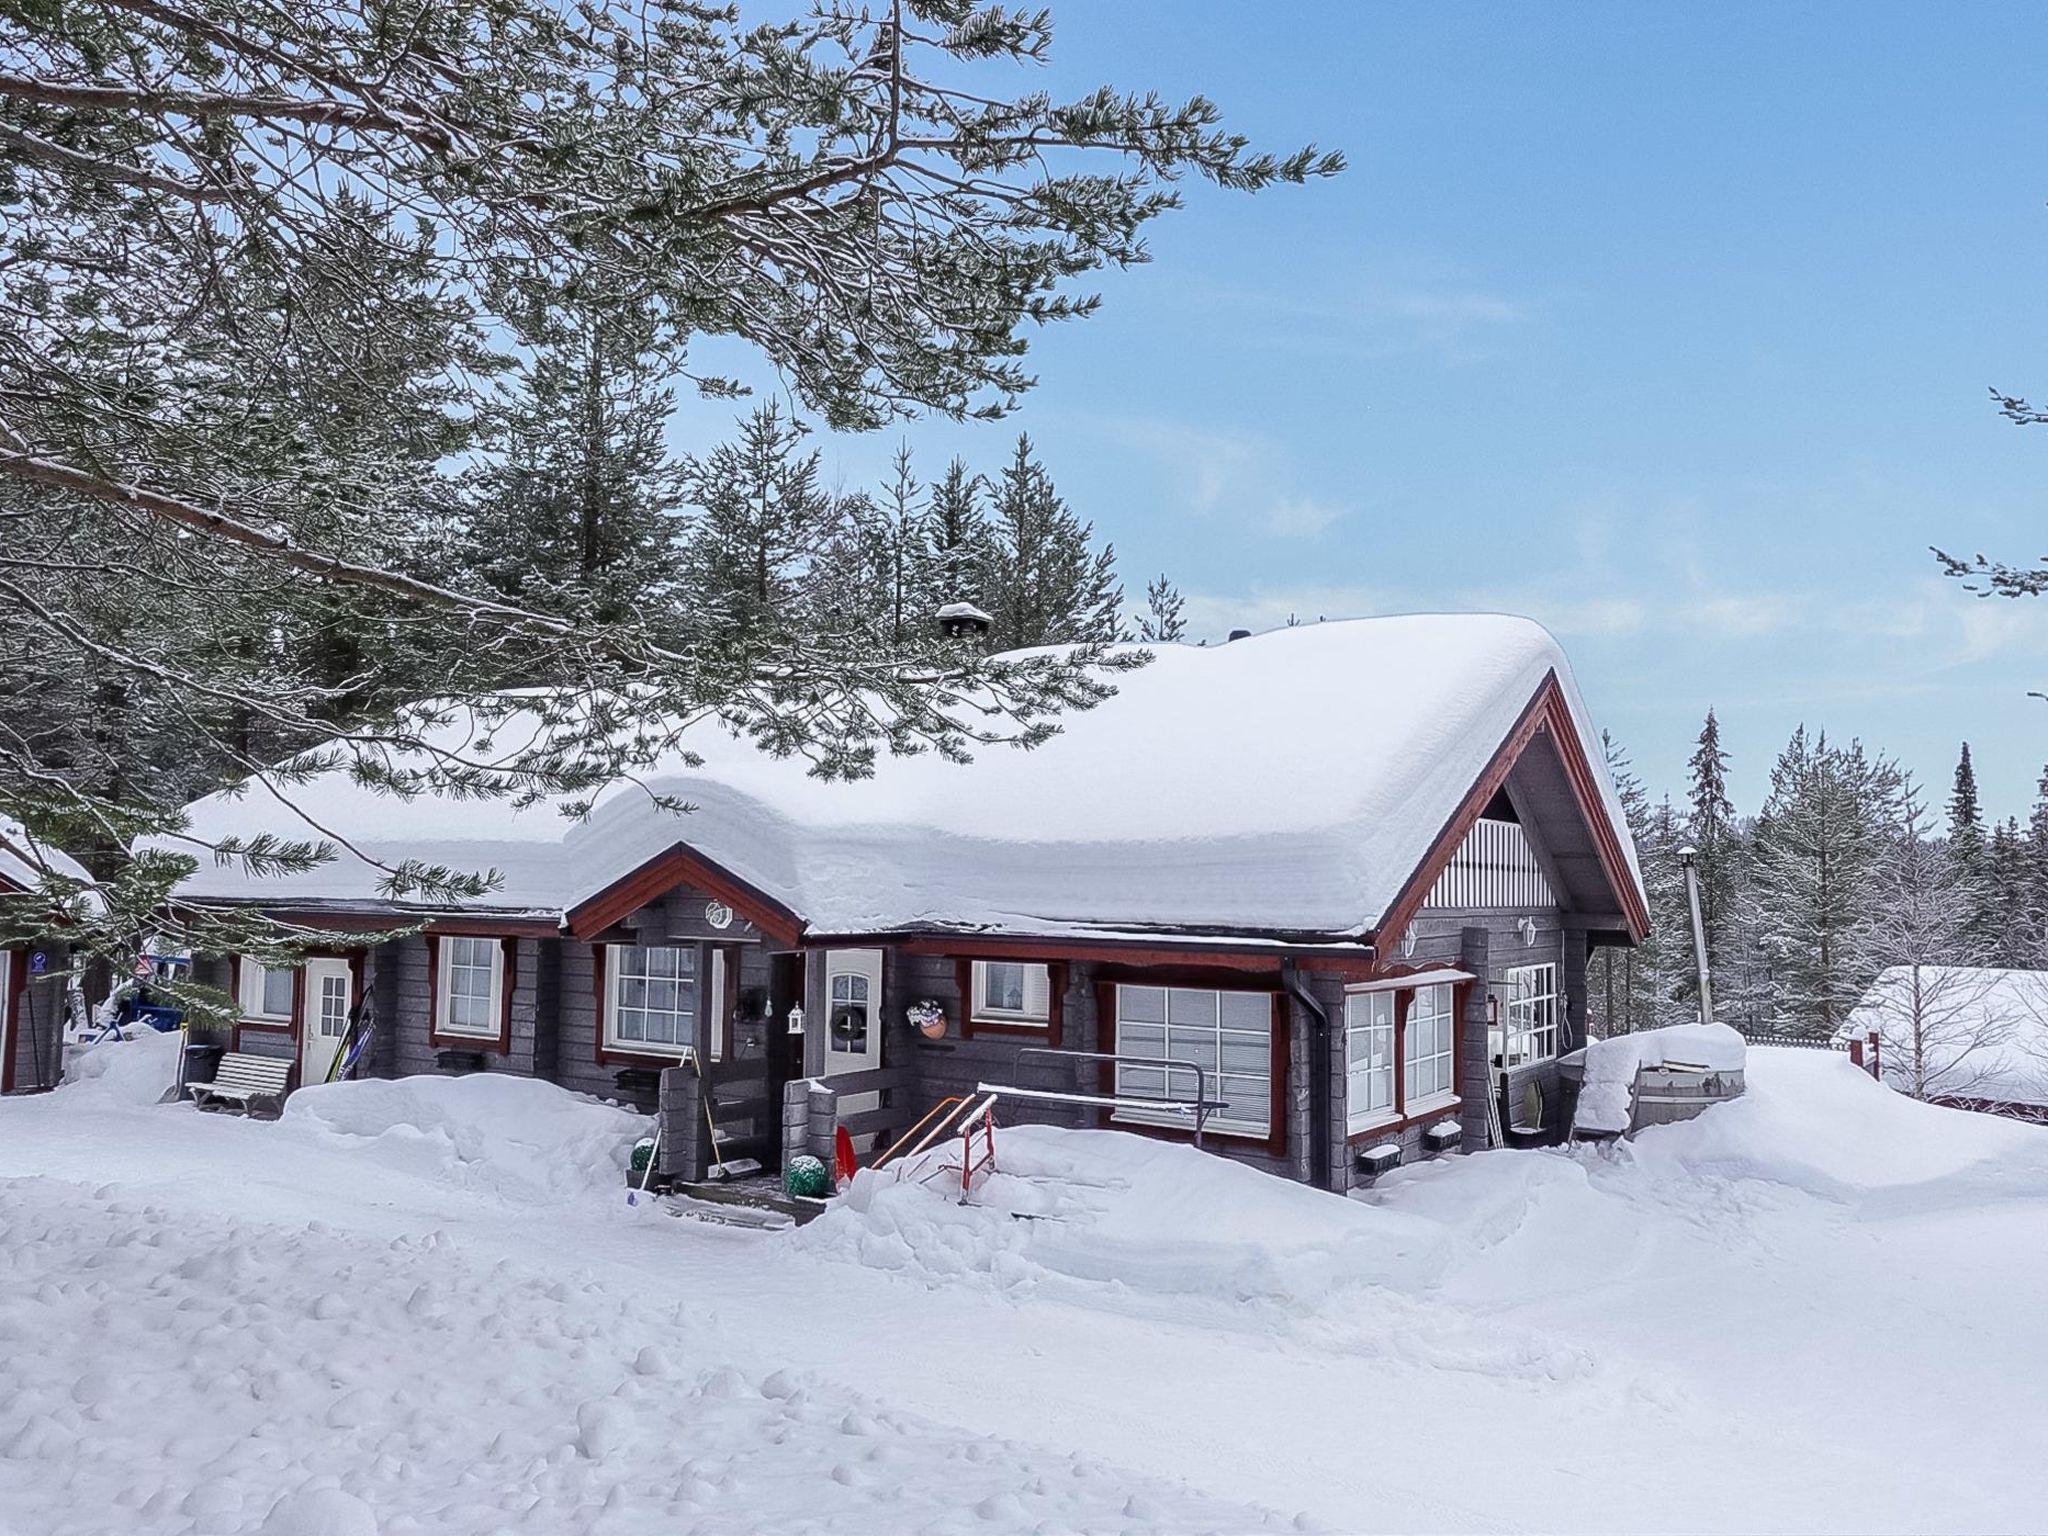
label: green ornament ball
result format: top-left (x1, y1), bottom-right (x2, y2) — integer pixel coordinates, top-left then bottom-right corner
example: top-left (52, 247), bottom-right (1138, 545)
top-left (784, 1154), bottom-right (831, 1198)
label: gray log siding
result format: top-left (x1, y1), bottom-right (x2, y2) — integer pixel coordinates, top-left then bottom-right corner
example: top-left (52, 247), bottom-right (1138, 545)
top-left (6, 941), bottom-right (69, 1094)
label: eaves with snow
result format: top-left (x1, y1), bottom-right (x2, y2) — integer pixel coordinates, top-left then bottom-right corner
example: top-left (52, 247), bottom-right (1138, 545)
top-left (158, 615), bottom-right (1648, 949)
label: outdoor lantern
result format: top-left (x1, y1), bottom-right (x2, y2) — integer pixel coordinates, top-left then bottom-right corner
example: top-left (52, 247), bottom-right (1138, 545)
top-left (786, 1003), bottom-right (805, 1036)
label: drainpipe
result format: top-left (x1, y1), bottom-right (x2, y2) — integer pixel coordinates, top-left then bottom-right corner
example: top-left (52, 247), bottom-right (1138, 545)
top-left (1677, 845), bottom-right (1715, 1029)
top-left (1281, 959), bottom-right (1333, 1192)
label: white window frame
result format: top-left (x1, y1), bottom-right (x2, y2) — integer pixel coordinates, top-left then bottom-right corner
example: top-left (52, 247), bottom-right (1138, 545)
top-left (1403, 982), bottom-right (1458, 1112)
top-left (1501, 961), bottom-right (1560, 1067)
top-left (1345, 989), bottom-right (1397, 1134)
top-left (435, 936), bottom-right (504, 1040)
top-left (970, 960), bottom-right (1052, 1027)
top-left (238, 959), bottom-right (295, 1022)
top-left (604, 943), bottom-right (698, 1057)
top-left (1112, 984), bottom-right (1274, 1140)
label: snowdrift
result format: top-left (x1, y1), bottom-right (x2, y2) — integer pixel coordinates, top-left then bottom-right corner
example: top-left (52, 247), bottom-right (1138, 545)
top-left (799, 1050), bottom-right (2047, 1324)
top-left (60, 1028), bottom-right (184, 1107)
top-left (281, 1074), bottom-right (645, 1205)
top-left (1571, 1020), bottom-right (1746, 1135)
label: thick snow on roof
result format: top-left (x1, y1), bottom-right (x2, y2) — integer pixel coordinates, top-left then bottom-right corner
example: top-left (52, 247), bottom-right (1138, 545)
top-left (1844, 965), bottom-right (2048, 1108)
top-left (0, 819), bottom-right (95, 896)
top-left (163, 615), bottom-right (1640, 941)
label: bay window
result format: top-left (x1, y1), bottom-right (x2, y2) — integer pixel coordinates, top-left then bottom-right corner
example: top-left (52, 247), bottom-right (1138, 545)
top-left (1113, 984), bottom-right (1273, 1139)
top-left (605, 944), bottom-right (697, 1055)
top-left (1345, 990), bottom-right (1396, 1133)
top-left (1404, 983), bottom-right (1457, 1107)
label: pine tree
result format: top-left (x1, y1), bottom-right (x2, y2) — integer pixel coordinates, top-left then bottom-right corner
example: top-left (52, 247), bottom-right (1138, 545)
top-left (984, 437), bottom-right (1123, 649)
top-left (1138, 576), bottom-right (1188, 643)
top-left (1740, 727), bottom-right (1907, 1037)
top-left (1590, 733), bottom-right (1679, 1033)
top-left (1948, 743), bottom-right (1986, 867)
top-left (0, 0), bottom-right (1333, 978)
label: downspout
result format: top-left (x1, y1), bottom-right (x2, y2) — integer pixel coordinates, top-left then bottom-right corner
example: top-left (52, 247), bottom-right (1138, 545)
top-left (1281, 959), bottom-right (1333, 1192)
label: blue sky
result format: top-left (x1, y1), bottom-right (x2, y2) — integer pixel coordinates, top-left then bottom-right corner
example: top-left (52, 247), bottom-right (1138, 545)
top-left (674, 3), bottom-right (2048, 820)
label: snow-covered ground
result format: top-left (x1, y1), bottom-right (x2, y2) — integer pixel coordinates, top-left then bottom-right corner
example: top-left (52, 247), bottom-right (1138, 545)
top-left (5, 1038), bottom-right (2047, 1534)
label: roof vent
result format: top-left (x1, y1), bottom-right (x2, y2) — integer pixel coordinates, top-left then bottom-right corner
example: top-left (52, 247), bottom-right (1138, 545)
top-left (934, 601), bottom-right (993, 640)
top-left (1226, 628), bottom-right (1252, 643)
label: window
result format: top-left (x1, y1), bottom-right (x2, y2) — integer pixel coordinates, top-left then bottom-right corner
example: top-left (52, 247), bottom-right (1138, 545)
top-left (606, 944), bottom-right (697, 1055)
top-left (1114, 985), bottom-right (1273, 1139)
top-left (239, 960), bottom-right (294, 1021)
top-left (830, 967), bottom-right (870, 1052)
top-left (1345, 990), bottom-right (1396, 1133)
top-left (971, 961), bottom-right (1051, 1026)
top-left (1404, 983), bottom-right (1457, 1107)
top-left (1501, 962), bottom-right (1559, 1066)
top-left (436, 936), bottom-right (503, 1040)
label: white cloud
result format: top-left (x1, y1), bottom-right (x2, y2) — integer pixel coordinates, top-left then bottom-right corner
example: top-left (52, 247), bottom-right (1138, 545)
top-left (1094, 416), bottom-right (1352, 540)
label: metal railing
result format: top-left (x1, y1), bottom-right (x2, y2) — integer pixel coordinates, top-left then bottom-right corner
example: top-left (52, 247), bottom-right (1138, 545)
top-left (989, 1045), bottom-right (1230, 1149)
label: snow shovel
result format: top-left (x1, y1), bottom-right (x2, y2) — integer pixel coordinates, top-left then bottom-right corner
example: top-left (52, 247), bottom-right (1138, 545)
top-left (628, 1121), bottom-right (662, 1207)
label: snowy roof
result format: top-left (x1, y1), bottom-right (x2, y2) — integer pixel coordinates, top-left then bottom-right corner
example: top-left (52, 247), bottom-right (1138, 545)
top-left (0, 820), bottom-right (96, 897)
top-left (1843, 966), bottom-right (2048, 1108)
top-left (158, 615), bottom-right (1642, 944)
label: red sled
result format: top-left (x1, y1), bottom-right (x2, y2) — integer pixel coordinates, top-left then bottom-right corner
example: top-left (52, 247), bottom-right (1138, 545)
top-left (833, 1125), bottom-right (858, 1188)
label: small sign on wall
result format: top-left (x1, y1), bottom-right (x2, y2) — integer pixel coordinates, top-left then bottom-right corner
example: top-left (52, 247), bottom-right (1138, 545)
top-left (28, 951), bottom-right (46, 976)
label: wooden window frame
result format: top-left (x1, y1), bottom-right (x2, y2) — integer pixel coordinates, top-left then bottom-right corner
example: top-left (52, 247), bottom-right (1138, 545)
top-left (426, 935), bottom-right (516, 1053)
top-left (954, 958), bottom-right (1065, 1046)
top-left (595, 942), bottom-right (700, 1065)
top-left (1500, 959), bottom-right (1561, 1068)
top-left (1344, 989), bottom-right (1397, 1136)
top-left (232, 955), bottom-right (297, 1029)
top-left (1344, 978), bottom-right (1470, 1145)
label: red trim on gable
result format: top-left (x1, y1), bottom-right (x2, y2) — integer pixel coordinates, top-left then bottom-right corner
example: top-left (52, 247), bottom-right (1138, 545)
top-left (1374, 671), bottom-right (1649, 951)
top-left (564, 843), bottom-right (802, 948)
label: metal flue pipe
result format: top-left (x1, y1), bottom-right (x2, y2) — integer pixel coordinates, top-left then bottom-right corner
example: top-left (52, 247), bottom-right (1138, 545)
top-left (1677, 845), bottom-right (1715, 1028)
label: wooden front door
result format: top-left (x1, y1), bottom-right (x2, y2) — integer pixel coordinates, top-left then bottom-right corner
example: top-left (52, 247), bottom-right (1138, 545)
top-left (300, 958), bottom-right (352, 1086)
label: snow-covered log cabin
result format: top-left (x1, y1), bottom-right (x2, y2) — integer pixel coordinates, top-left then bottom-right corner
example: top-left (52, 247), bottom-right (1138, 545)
top-left (0, 828), bottom-right (86, 1095)
top-left (155, 616), bottom-right (1649, 1191)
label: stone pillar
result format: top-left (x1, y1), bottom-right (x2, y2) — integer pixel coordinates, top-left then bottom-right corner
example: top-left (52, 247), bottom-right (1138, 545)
top-left (805, 1081), bottom-right (839, 1162)
top-left (781, 1077), bottom-right (814, 1168)
top-left (658, 1065), bottom-right (711, 1184)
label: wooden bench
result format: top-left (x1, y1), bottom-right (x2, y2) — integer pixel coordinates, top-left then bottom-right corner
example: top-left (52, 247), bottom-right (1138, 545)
top-left (190, 1052), bottom-right (293, 1116)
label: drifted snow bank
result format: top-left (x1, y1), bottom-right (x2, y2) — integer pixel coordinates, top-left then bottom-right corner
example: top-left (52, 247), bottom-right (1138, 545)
top-left (61, 1027), bottom-right (184, 1107)
top-left (0, 1177), bottom-right (1282, 1536)
top-left (794, 1125), bottom-right (1446, 1312)
top-left (281, 1074), bottom-right (645, 1205)
top-left (1571, 1021), bottom-right (1747, 1135)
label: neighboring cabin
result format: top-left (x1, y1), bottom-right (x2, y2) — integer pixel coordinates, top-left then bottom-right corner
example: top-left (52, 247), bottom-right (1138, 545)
top-left (152, 616), bottom-right (1649, 1192)
top-left (0, 825), bottom-right (89, 1095)
top-left (1841, 965), bottom-right (2048, 1125)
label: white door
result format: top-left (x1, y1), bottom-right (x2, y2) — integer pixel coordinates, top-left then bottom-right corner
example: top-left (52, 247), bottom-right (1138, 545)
top-left (301, 959), bottom-right (352, 1085)
top-left (823, 948), bottom-right (883, 1079)
top-left (823, 949), bottom-right (883, 1147)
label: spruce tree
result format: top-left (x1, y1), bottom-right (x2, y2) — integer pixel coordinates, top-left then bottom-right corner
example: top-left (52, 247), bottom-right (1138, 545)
top-left (1740, 727), bottom-right (1907, 1037)
top-left (923, 459), bottom-right (996, 618)
top-left (1986, 818), bottom-right (2031, 968)
top-left (1684, 709), bottom-right (1738, 989)
top-left (1138, 576), bottom-right (1189, 643)
top-left (679, 403), bottom-right (843, 654)
top-left (2027, 766), bottom-right (2048, 964)
top-left (984, 437), bottom-right (1123, 649)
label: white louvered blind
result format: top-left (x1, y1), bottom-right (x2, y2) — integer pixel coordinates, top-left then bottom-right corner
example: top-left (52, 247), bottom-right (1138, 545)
top-left (1424, 818), bottom-right (1557, 911)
